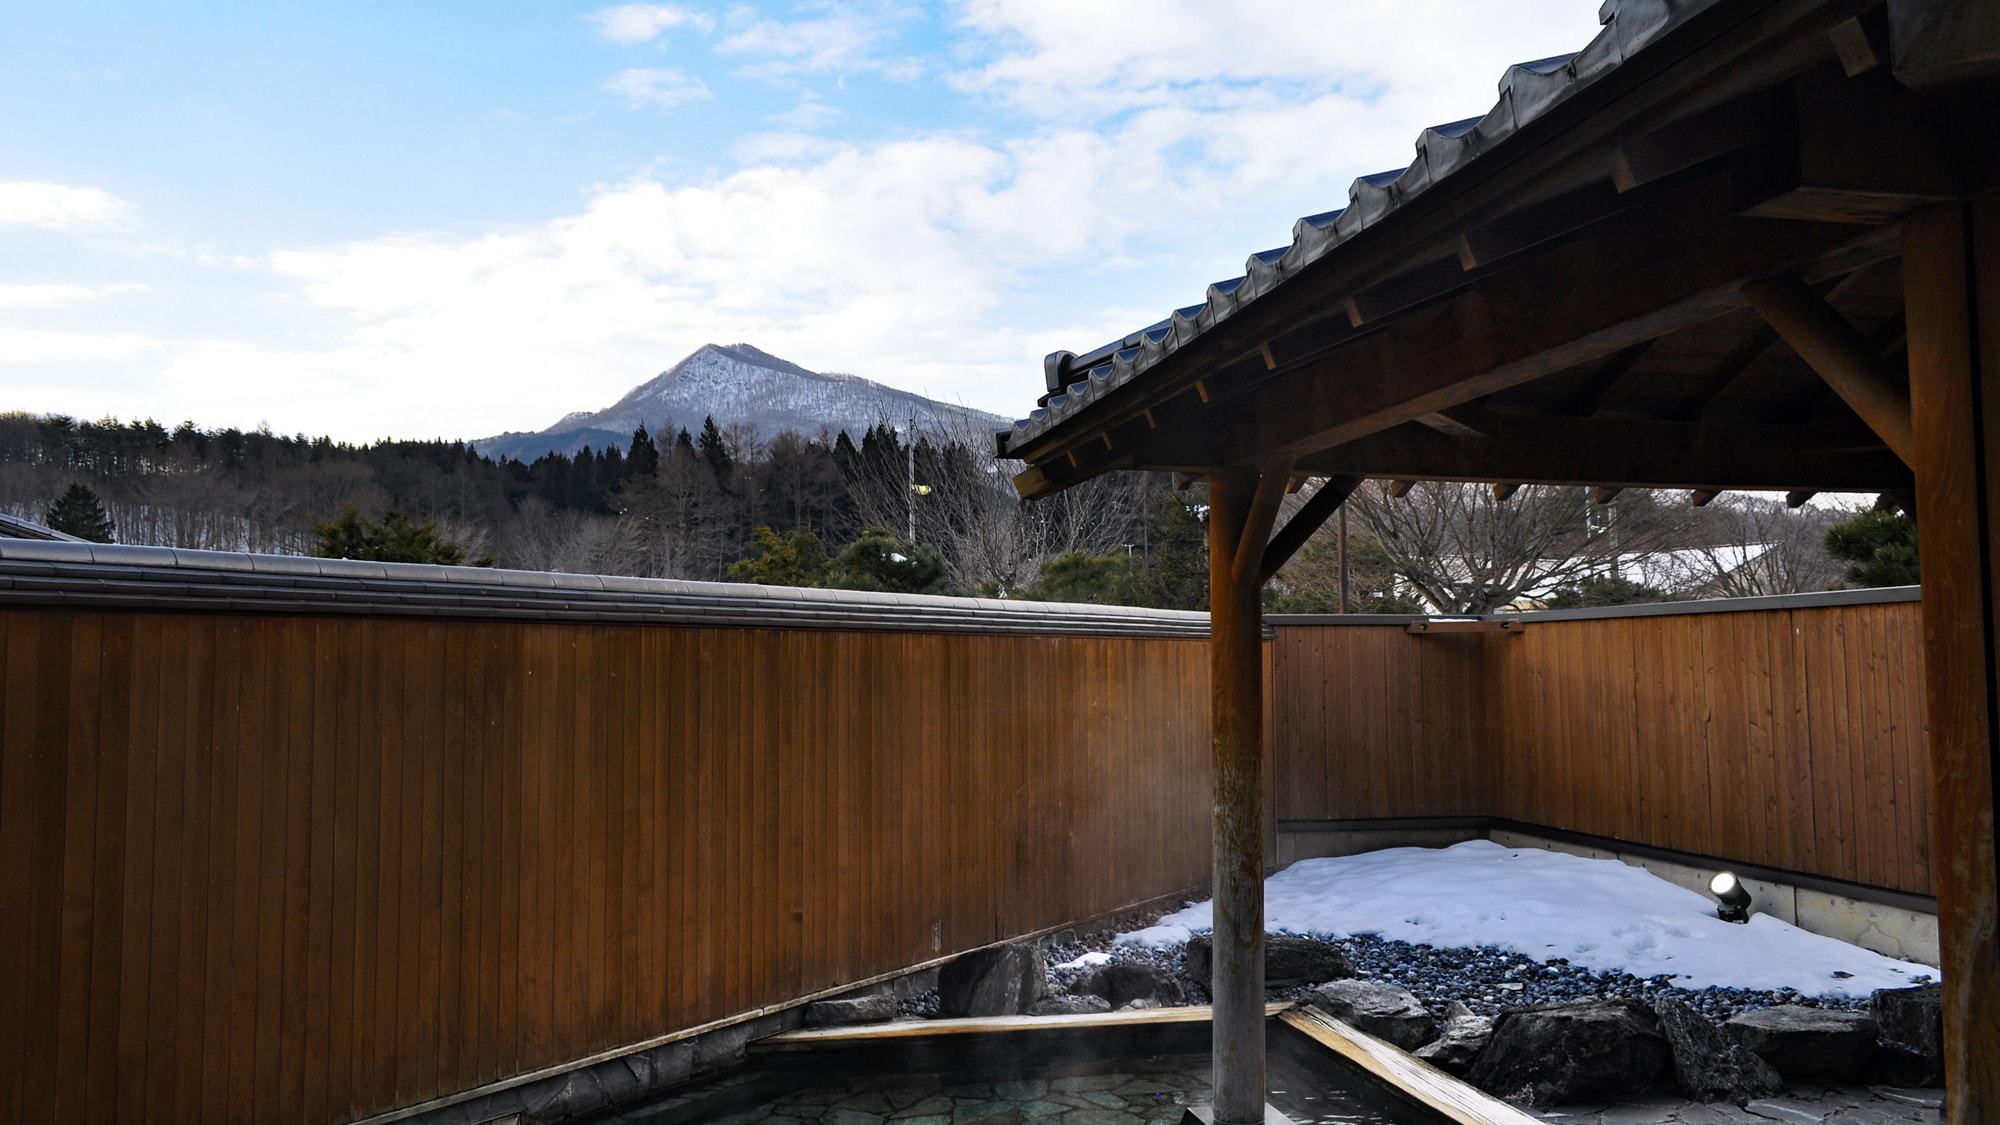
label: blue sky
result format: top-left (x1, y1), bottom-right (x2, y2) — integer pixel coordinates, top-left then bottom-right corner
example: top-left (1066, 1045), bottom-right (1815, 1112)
top-left (1, 1), bottom-right (1596, 442)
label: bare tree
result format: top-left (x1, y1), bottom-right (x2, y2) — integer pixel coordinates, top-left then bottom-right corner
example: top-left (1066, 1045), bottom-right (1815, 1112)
top-left (501, 497), bottom-right (637, 574)
top-left (1648, 493), bottom-right (1844, 597)
top-left (1350, 481), bottom-right (1705, 612)
top-left (843, 407), bottom-right (1145, 595)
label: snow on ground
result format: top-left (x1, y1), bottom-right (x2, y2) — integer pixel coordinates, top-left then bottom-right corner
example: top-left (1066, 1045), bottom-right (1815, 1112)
top-left (1117, 840), bottom-right (1937, 998)
top-left (1055, 950), bottom-right (1113, 970)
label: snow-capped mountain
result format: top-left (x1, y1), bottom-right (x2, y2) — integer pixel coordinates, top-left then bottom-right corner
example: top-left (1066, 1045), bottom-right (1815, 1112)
top-left (473, 343), bottom-right (1004, 462)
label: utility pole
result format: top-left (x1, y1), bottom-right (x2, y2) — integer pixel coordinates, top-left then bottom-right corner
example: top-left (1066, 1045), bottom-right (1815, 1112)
top-left (1337, 504), bottom-right (1350, 614)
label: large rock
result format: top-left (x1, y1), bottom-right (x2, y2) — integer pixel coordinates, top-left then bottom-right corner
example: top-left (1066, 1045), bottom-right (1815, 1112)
top-left (802, 988), bottom-right (896, 1027)
top-left (1724, 1005), bottom-right (1877, 1084)
top-left (1872, 983), bottom-right (1942, 1056)
top-left (1466, 999), bottom-right (1669, 1105)
top-left (1413, 1001), bottom-right (1493, 1075)
top-left (1654, 996), bottom-right (1784, 1103)
top-left (1077, 962), bottom-right (1186, 1008)
top-left (938, 943), bottom-right (1046, 1017)
top-left (1027, 993), bottom-right (1113, 1016)
top-left (1308, 980), bottom-right (1439, 1051)
top-left (1865, 1042), bottom-right (1945, 1087)
top-left (1184, 933), bottom-right (1353, 988)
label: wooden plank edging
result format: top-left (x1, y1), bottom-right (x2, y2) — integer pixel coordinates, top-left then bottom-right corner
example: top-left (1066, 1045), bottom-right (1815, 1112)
top-left (1278, 1007), bottom-right (1538, 1125)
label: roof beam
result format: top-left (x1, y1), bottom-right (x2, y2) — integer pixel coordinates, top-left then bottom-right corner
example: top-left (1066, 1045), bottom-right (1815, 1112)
top-left (1290, 408), bottom-right (1910, 493)
top-left (1017, 171), bottom-right (1900, 497)
top-left (1738, 67), bottom-right (1968, 224)
top-left (1179, 176), bottom-right (1897, 475)
top-left (1742, 275), bottom-right (1916, 464)
top-left (1259, 474), bottom-right (1363, 584)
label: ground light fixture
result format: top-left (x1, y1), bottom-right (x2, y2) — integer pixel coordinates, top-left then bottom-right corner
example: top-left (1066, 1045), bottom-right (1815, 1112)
top-left (1710, 871), bottom-right (1753, 923)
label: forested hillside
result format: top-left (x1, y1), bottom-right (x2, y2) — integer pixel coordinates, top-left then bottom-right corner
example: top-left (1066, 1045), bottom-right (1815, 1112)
top-left (1, 411), bottom-right (1901, 610)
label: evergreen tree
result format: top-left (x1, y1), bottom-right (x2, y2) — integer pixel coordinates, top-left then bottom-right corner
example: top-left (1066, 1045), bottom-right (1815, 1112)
top-left (626, 425), bottom-right (660, 480)
top-left (311, 508), bottom-right (490, 566)
top-left (44, 482), bottom-right (116, 542)
top-left (1544, 575), bottom-right (1668, 608)
top-left (1024, 550), bottom-right (1138, 605)
top-left (826, 527), bottom-right (949, 594)
top-left (1825, 502), bottom-right (1919, 587)
top-left (697, 416), bottom-right (733, 483)
top-left (728, 526), bottom-right (830, 587)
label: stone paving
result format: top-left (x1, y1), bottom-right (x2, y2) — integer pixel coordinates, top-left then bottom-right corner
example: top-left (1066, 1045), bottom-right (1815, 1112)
top-left (1528, 1084), bottom-right (1945, 1124)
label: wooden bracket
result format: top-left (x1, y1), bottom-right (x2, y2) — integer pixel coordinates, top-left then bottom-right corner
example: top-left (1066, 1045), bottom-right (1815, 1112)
top-left (1259, 475), bottom-right (1363, 584)
top-left (1743, 276), bottom-right (1916, 466)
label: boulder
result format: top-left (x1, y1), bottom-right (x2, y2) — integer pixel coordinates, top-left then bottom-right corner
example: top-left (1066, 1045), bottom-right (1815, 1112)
top-left (1724, 1005), bottom-right (1877, 1084)
top-left (1027, 993), bottom-right (1113, 1016)
top-left (1077, 962), bottom-right (1186, 1008)
top-left (1413, 1001), bottom-right (1493, 1075)
top-left (1466, 999), bottom-right (1669, 1105)
top-left (1185, 933), bottom-right (1353, 988)
top-left (1872, 983), bottom-right (1942, 1056)
top-left (802, 988), bottom-right (896, 1027)
top-left (1865, 1042), bottom-right (1945, 1088)
top-left (938, 943), bottom-right (1047, 1017)
top-left (1308, 980), bottom-right (1438, 1051)
top-left (1653, 996), bottom-right (1784, 1103)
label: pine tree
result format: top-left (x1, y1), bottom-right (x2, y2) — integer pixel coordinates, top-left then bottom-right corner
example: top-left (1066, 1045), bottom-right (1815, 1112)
top-left (1825, 502), bottom-right (1919, 587)
top-left (311, 508), bottom-right (489, 566)
top-left (626, 425), bottom-right (660, 480)
top-left (44, 482), bottom-right (116, 542)
top-left (697, 416), bottom-right (733, 483)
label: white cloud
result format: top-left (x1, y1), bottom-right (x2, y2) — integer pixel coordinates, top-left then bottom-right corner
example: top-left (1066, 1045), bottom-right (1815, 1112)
top-left (603, 67), bottom-right (714, 110)
top-left (21, 1), bottom-right (1620, 442)
top-left (717, 2), bottom-right (922, 80)
top-left (770, 95), bottom-right (842, 130)
top-left (0, 182), bottom-right (133, 230)
top-left (0, 282), bottom-right (147, 309)
top-left (954, 0), bottom-right (1593, 123)
top-left (0, 328), bottom-right (157, 361)
top-left (590, 3), bottom-right (714, 44)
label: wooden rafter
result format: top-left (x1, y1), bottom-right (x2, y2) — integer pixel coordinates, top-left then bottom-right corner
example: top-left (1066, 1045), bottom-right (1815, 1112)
top-left (1015, 165), bottom-right (1901, 497)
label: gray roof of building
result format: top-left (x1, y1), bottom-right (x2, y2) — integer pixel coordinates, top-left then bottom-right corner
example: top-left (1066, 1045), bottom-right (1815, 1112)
top-left (999, 0), bottom-right (1715, 455)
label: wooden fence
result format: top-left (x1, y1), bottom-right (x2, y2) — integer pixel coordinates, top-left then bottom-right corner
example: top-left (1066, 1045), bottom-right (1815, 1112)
top-left (1273, 592), bottom-right (1932, 895)
top-left (0, 598), bottom-right (1230, 1125)
top-left (0, 543), bottom-right (1932, 1125)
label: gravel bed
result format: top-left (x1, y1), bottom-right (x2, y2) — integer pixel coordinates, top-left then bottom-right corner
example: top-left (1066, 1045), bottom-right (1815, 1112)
top-left (1032, 931), bottom-right (1876, 1023)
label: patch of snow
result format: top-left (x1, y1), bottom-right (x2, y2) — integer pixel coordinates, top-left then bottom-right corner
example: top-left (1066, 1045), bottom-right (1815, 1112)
top-left (1115, 840), bottom-right (1937, 998)
top-left (1055, 950), bottom-right (1113, 971)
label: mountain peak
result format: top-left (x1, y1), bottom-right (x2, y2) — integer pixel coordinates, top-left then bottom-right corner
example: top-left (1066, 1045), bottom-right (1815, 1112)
top-left (472, 343), bottom-right (1001, 462)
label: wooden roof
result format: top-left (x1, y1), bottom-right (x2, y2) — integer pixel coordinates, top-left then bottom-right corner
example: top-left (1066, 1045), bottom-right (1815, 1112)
top-left (1001, 0), bottom-right (1997, 502)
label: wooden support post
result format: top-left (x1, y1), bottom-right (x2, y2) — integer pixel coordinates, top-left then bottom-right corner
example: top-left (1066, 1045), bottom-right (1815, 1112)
top-left (1690, 489), bottom-right (1722, 506)
top-left (1206, 467), bottom-right (1282, 1125)
top-left (1591, 487), bottom-right (1623, 505)
top-left (1492, 483), bottom-right (1521, 502)
top-left (1389, 479), bottom-right (1417, 498)
top-left (1743, 276), bottom-right (1916, 465)
top-left (1904, 201), bottom-right (2000, 1123)
top-left (1784, 490), bottom-right (1817, 508)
